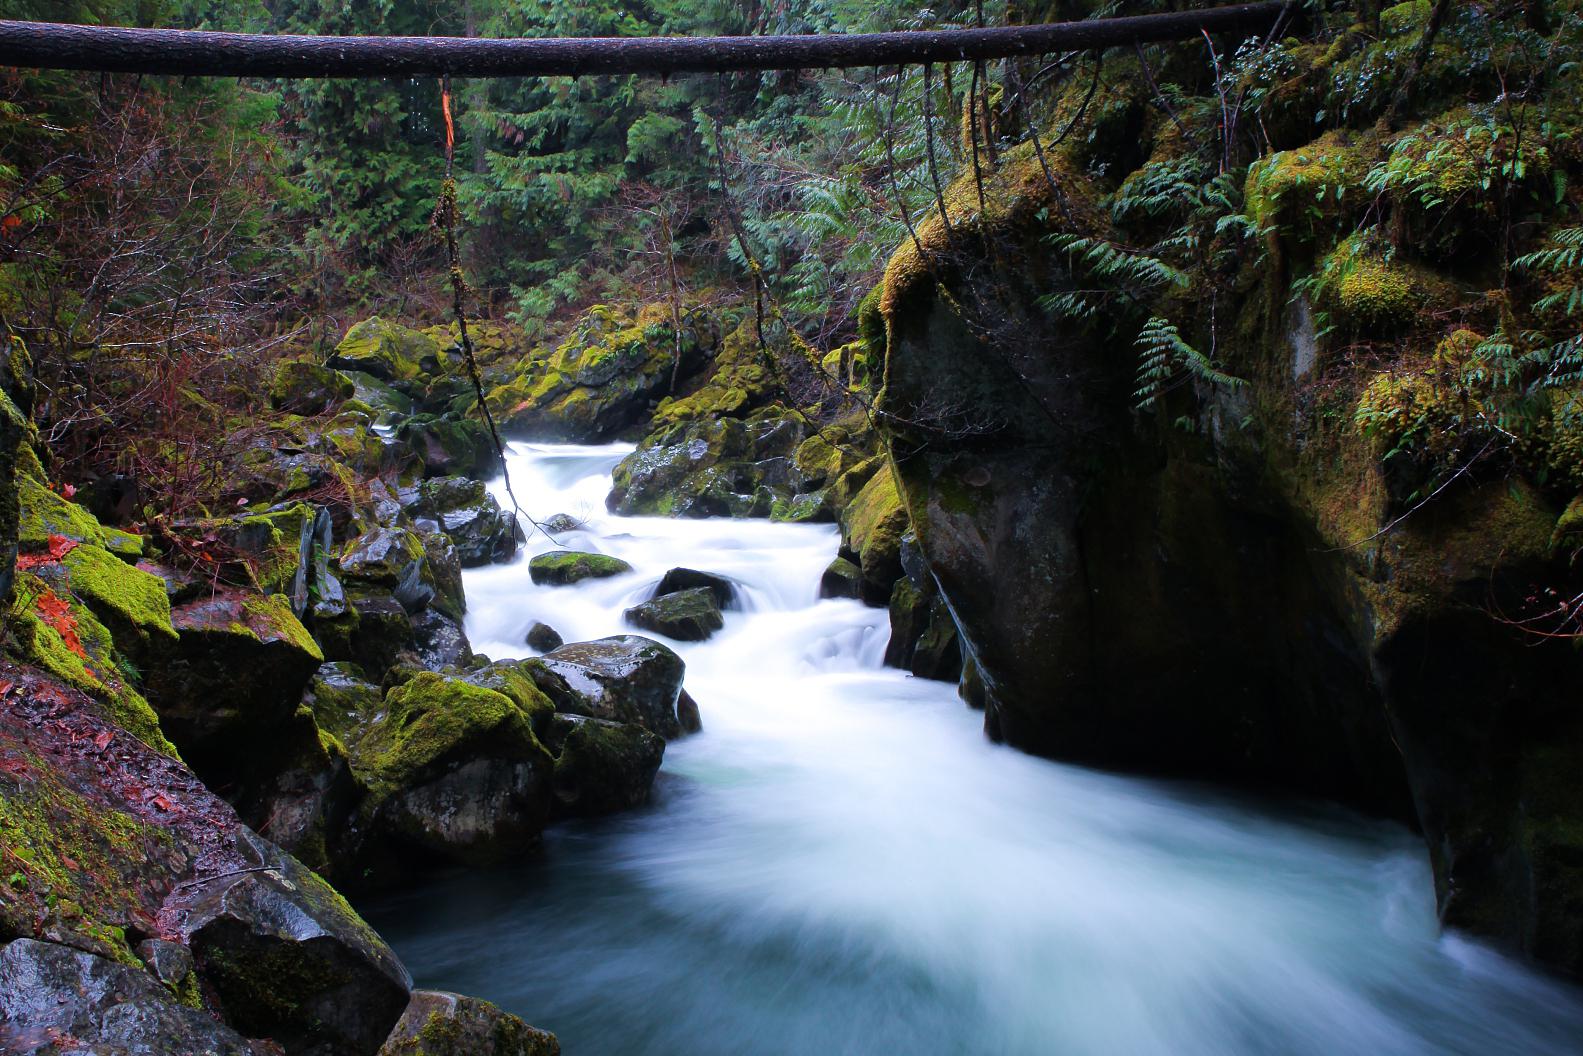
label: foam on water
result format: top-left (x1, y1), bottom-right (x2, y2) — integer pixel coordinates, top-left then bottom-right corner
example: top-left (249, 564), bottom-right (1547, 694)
top-left (364, 442), bottom-right (1583, 1056)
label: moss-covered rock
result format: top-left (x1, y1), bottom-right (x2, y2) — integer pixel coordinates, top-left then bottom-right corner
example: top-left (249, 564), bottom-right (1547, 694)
top-left (818, 556), bottom-right (863, 600)
top-left (146, 589), bottom-right (323, 780)
top-left (840, 464), bottom-right (909, 605)
top-left (622, 587), bottom-right (724, 642)
top-left (379, 989), bottom-right (560, 1056)
top-left (606, 408), bottom-right (813, 519)
top-left (270, 360), bottom-right (356, 416)
top-left (350, 672), bottom-right (554, 865)
top-left (527, 549), bottom-right (633, 586)
top-left (398, 414), bottom-right (499, 480)
top-left (486, 302), bottom-right (716, 443)
top-left (329, 317), bottom-right (440, 385)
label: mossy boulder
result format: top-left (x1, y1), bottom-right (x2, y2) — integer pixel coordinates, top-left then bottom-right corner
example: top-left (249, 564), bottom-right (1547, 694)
top-left (840, 464), bottom-right (909, 605)
top-left (487, 302), bottom-right (715, 443)
top-left (1, 662), bottom-right (411, 1053)
top-left (525, 621), bottom-right (563, 652)
top-left (270, 360), bottom-right (356, 416)
top-left (146, 589), bottom-right (323, 780)
top-left (527, 550), bottom-right (633, 586)
top-left (8, 569), bottom-right (175, 756)
top-left (379, 990), bottom-right (560, 1056)
top-left (818, 556), bottom-right (863, 600)
top-left (17, 474), bottom-right (142, 559)
top-left (524, 636), bottom-right (687, 740)
top-left (623, 587), bottom-right (724, 642)
top-left (397, 414), bottom-right (500, 481)
top-left (329, 318), bottom-right (440, 385)
top-left (606, 409), bottom-right (813, 519)
top-left (350, 672), bottom-right (555, 865)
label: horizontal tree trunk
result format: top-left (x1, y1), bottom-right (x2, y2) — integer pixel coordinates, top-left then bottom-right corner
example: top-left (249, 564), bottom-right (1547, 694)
top-left (0, 3), bottom-right (1288, 79)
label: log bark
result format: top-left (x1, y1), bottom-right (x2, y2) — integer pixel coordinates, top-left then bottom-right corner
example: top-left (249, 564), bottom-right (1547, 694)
top-left (0, 3), bottom-right (1287, 79)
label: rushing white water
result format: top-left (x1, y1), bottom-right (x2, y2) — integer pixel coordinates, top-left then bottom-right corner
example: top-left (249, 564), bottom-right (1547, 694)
top-left (364, 442), bottom-right (1583, 1056)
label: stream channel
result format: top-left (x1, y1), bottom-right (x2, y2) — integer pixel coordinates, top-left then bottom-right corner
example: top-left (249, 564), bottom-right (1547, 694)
top-left (363, 441), bottom-right (1583, 1056)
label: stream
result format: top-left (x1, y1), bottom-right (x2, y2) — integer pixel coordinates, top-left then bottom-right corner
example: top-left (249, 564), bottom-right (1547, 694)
top-left (363, 442), bottom-right (1583, 1056)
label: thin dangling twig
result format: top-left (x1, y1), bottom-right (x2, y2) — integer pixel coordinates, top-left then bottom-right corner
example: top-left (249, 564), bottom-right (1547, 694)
top-left (921, 62), bottom-right (955, 239)
top-left (435, 73), bottom-right (557, 544)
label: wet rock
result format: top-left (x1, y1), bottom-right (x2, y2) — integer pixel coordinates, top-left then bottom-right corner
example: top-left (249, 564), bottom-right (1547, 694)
top-left (271, 360), bottom-right (355, 416)
top-left (303, 662), bottom-right (384, 744)
top-left (378, 990), bottom-right (559, 1056)
top-left (911, 598), bottom-right (963, 683)
top-left (884, 577), bottom-right (931, 670)
top-left (402, 476), bottom-right (521, 568)
top-left (525, 621), bottom-right (564, 652)
top-left (411, 608), bottom-right (473, 671)
top-left (0, 939), bottom-right (259, 1055)
top-left (818, 556), bottom-right (863, 600)
top-left (177, 829), bottom-right (413, 1056)
top-left (136, 938), bottom-right (199, 1003)
top-left (527, 550), bottom-right (633, 586)
top-left (654, 567), bottom-right (737, 609)
top-left (539, 513), bottom-right (583, 535)
top-left (349, 672), bottom-right (554, 865)
top-left (316, 589), bottom-right (414, 683)
top-left (542, 713), bottom-right (664, 817)
top-left (676, 689), bottom-right (703, 735)
top-left (525, 636), bottom-right (686, 740)
top-left (623, 587), bottom-right (724, 642)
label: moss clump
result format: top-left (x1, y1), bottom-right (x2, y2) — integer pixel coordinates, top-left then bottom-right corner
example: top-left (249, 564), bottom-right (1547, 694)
top-left (1317, 233), bottom-right (1453, 331)
top-left (527, 550), bottom-right (633, 586)
top-left (237, 593), bottom-right (324, 662)
top-left (58, 543), bottom-right (178, 655)
top-left (1244, 129), bottom-right (1378, 242)
top-left (8, 573), bottom-right (176, 755)
top-left (17, 475), bottom-right (142, 558)
top-left (461, 662), bottom-right (557, 730)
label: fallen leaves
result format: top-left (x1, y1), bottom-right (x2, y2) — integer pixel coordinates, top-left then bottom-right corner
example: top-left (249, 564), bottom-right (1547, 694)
top-left (15, 534), bottom-right (79, 571)
top-left (34, 590), bottom-right (88, 661)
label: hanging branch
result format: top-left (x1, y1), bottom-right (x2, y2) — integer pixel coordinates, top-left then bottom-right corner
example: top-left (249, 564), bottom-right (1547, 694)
top-left (921, 63), bottom-right (956, 240)
top-left (433, 74), bottom-right (554, 544)
top-left (0, 4), bottom-right (1289, 79)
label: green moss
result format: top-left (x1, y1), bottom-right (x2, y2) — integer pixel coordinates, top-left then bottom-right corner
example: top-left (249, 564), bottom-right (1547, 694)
top-left (844, 463), bottom-right (906, 559)
top-left (0, 746), bottom-right (175, 966)
top-left (353, 672), bottom-right (549, 799)
top-left (237, 594), bottom-right (324, 662)
top-left (1317, 233), bottom-right (1453, 330)
top-left (9, 574), bottom-right (176, 755)
top-left (59, 544), bottom-right (176, 647)
top-left (17, 475), bottom-right (140, 556)
top-left (330, 317), bottom-right (438, 383)
top-left (1244, 130), bottom-right (1377, 241)
top-left (527, 550), bottom-right (634, 585)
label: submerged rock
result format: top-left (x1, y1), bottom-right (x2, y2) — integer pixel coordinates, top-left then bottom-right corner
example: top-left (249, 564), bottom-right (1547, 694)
top-left (525, 636), bottom-right (687, 740)
top-left (527, 550), bottom-right (633, 586)
top-left (379, 990), bottom-right (559, 1056)
top-left (623, 587), bottom-right (724, 642)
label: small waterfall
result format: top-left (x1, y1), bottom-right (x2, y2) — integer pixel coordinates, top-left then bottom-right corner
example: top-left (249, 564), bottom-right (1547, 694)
top-left (365, 442), bottom-right (1583, 1056)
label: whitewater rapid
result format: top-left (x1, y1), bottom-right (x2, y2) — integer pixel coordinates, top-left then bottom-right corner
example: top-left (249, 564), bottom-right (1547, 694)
top-left (364, 442), bottom-right (1583, 1056)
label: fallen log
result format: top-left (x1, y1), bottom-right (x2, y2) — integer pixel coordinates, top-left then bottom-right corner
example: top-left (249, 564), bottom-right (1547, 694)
top-left (0, 3), bottom-right (1289, 79)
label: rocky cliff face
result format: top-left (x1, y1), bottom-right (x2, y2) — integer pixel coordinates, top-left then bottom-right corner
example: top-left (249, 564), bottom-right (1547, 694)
top-left (876, 7), bottom-right (1583, 974)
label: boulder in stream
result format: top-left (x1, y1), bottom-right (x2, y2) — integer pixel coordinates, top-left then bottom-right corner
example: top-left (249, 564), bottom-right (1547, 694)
top-left (524, 635), bottom-right (687, 740)
top-left (527, 550), bottom-right (633, 586)
top-left (623, 587), bottom-right (724, 642)
top-left (379, 990), bottom-right (559, 1056)
top-left (525, 621), bottom-right (564, 652)
top-left (654, 566), bottom-right (737, 608)
top-left (543, 713), bottom-right (664, 817)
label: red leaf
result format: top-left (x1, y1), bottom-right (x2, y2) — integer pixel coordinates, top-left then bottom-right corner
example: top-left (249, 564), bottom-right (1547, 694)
top-left (60, 483), bottom-right (75, 498)
top-left (92, 731), bottom-right (113, 752)
top-left (152, 793), bottom-right (173, 812)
